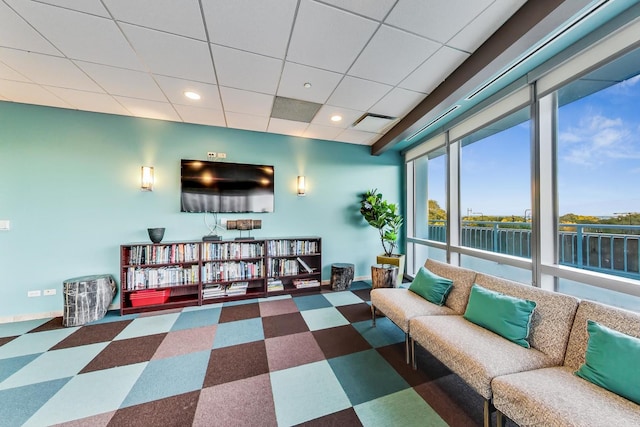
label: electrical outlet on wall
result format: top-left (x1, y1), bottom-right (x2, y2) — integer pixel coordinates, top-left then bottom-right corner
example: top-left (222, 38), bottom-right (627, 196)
top-left (217, 152), bottom-right (227, 159)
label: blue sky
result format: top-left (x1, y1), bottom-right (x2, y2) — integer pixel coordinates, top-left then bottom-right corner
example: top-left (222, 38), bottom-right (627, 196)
top-left (429, 73), bottom-right (640, 217)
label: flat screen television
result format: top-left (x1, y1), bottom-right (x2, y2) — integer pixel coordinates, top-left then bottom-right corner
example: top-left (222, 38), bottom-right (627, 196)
top-left (180, 159), bottom-right (274, 213)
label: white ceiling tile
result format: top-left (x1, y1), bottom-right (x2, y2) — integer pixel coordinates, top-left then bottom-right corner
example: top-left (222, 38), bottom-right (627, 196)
top-left (320, 0), bottom-right (397, 21)
top-left (287, 0), bottom-right (379, 73)
top-left (0, 62), bottom-right (29, 82)
top-left (212, 45), bottom-right (282, 95)
top-left (327, 76), bottom-right (391, 112)
top-left (0, 80), bottom-right (71, 109)
top-left (154, 75), bottom-right (222, 110)
top-left (303, 124), bottom-right (343, 141)
top-left (7, 0), bottom-right (145, 70)
top-left (202, 0), bottom-right (297, 59)
top-left (34, 0), bottom-right (110, 17)
top-left (312, 105), bottom-right (364, 128)
top-left (385, 0), bottom-right (492, 44)
top-left (45, 87), bottom-right (130, 115)
top-left (113, 96), bottom-right (180, 122)
top-left (277, 62), bottom-right (343, 104)
top-left (0, 48), bottom-right (102, 92)
top-left (104, 0), bottom-right (206, 40)
top-left (225, 112), bottom-right (269, 132)
top-left (174, 104), bottom-right (226, 127)
top-left (447, 0), bottom-right (527, 52)
top-left (219, 87), bottom-right (273, 117)
top-left (335, 128), bottom-right (379, 145)
top-left (120, 24), bottom-right (215, 83)
top-left (268, 118), bottom-right (308, 138)
top-left (371, 87), bottom-right (425, 117)
top-left (0, 2), bottom-right (60, 55)
top-left (349, 25), bottom-right (440, 86)
top-left (76, 61), bottom-right (166, 101)
top-left (400, 46), bottom-right (469, 93)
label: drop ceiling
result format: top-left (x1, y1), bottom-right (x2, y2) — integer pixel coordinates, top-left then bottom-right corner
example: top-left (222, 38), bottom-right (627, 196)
top-left (0, 0), bottom-right (534, 148)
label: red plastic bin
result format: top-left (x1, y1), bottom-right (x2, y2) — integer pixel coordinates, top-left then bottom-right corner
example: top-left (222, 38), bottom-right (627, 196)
top-left (130, 289), bottom-right (170, 307)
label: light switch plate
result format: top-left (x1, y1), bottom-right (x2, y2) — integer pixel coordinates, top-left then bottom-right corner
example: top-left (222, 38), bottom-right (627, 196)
top-left (0, 220), bottom-right (10, 230)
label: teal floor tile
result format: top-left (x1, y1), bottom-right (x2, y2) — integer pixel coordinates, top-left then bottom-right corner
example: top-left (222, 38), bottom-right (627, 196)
top-left (0, 342), bottom-right (108, 390)
top-left (293, 294), bottom-right (332, 311)
top-left (121, 350), bottom-right (210, 407)
top-left (300, 307), bottom-right (350, 331)
top-left (0, 353), bottom-right (40, 383)
top-left (23, 362), bottom-right (147, 426)
top-left (0, 318), bottom-right (50, 338)
top-left (114, 312), bottom-right (180, 340)
top-left (350, 281), bottom-right (372, 291)
top-left (270, 360), bottom-right (351, 426)
top-left (0, 377), bottom-right (71, 427)
top-left (171, 307), bottom-right (221, 331)
top-left (212, 317), bottom-right (264, 349)
top-left (352, 317), bottom-right (405, 348)
top-left (328, 349), bottom-right (409, 405)
top-left (323, 291), bottom-right (364, 307)
top-left (89, 310), bottom-right (139, 325)
top-left (184, 302), bottom-right (223, 311)
top-left (0, 328), bottom-right (78, 360)
top-left (354, 388), bottom-right (448, 427)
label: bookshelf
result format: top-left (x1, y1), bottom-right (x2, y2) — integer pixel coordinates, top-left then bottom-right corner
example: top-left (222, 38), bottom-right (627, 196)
top-left (120, 237), bottom-right (322, 314)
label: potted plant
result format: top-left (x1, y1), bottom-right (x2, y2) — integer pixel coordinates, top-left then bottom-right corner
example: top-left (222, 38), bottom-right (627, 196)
top-left (359, 189), bottom-right (405, 283)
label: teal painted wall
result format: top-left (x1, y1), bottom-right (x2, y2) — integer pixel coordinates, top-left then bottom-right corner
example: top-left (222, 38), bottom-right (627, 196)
top-left (0, 102), bottom-right (403, 320)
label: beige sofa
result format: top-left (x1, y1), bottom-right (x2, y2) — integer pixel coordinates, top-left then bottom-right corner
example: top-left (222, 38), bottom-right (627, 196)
top-left (370, 259), bottom-right (476, 363)
top-left (371, 260), bottom-right (640, 426)
top-left (492, 299), bottom-right (640, 426)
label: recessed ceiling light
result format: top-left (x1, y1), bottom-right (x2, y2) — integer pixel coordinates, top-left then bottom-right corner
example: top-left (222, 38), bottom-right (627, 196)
top-left (330, 115), bottom-right (342, 122)
top-left (303, 82), bottom-right (312, 88)
top-left (184, 91), bottom-right (201, 100)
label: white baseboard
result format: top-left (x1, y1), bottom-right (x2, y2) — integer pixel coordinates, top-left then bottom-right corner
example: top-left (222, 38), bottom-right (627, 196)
top-left (0, 311), bottom-right (63, 325)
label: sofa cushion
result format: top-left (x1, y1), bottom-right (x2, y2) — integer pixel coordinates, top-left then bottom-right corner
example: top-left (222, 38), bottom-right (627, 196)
top-left (575, 320), bottom-right (640, 405)
top-left (424, 259), bottom-right (476, 314)
top-left (492, 367), bottom-right (640, 426)
top-left (474, 273), bottom-right (579, 365)
top-left (408, 266), bottom-right (453, 306)
top-left (463, 284), bottom-right (536, 348)
top-left (370, 288), bottom-right (454, 333)
top-left (410, 315), bottom-right (554, 399)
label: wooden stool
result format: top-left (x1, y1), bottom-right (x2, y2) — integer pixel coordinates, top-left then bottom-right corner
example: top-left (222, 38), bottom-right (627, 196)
top-left (330, 263), bottom-right (355, 291)
top-left (371, 263), bottom-right (398, 289)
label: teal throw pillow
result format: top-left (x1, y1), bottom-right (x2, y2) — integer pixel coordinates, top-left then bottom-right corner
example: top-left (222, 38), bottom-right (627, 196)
top-left (463, 284), bottom-right (536, 348)
top-left (408, 267), bottom-right (453, 306)
top-left (575, 320), bottom-right (640, 405)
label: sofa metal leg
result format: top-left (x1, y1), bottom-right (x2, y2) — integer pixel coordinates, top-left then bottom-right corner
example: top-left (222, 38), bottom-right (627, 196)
top-left (404, 333), bottom-right (410, 364)
top-left (496, 410), bottom-right (506, 427)
top-left (410, 337), bottom-right (417, 370)
top-left (483, 400), bottom-right (491, 427)
top-left (371, 304), bottom-right (376, 326)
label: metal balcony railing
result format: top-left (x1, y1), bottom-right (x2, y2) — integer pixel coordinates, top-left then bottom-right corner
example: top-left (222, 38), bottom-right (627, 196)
top-left (426, 221), bottom-right (640, 280)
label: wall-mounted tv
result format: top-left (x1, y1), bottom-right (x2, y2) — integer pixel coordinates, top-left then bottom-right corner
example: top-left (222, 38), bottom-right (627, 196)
top-left (180, 159), bottom-right (274, 213)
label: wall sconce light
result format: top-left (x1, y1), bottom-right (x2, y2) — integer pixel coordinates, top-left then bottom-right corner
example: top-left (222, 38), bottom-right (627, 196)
top-left (297, 176), bottom-right (306, 196)
top-left (141, 166), bottom-right (154, 191)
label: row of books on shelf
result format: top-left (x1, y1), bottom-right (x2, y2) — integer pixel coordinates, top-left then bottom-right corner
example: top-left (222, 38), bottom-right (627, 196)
top-left (201, 261), bottom-right (263, 283)
top-left (292, 278), bottom-right (320, 289)
top-left (127, 243), bottom-right (200, 266)
top-left (126, 265), bottom-right (199, 290)
top-left (267, 279), bottom-right (284, 292)
top-left (266, 239), bottom-right (319, 256)
top-left (267, 257), bottom-right (316, 277)
top-left (202, 282), bottom-right (249, 299)
top-left (202, 242), bottom-right (264, 261)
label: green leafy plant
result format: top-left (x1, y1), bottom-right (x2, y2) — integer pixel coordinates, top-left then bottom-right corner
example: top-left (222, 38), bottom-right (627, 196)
top-left (359, 189), bottom-right (403, 257)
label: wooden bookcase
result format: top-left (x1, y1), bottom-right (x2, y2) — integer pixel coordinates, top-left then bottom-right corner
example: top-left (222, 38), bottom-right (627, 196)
top-left (120, 237), bottom-right (322, 314)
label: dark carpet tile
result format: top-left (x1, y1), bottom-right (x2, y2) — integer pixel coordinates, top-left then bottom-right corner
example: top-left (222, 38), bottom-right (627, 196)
top-left (107, 390), bottom-right (200, 427)
top-left (414, 374), bottom-right (483, 427)
top-left (336, 303), bottom-right (373, 323)
top-left (29, 317), bottom-right (64, 333)
top-left (80, 333), bottom-right (166, 373)
top-left (203, 340), bottom-right (269, 387)
top-left (376, 343), bottom-right (434, 387)
top-left (295, 407), bottom-right (363, 427)
top-left (218, 303), bottom-right (261, 323)
top-left (351, 288), bottom-right (371, 302)
top-left (51, 320), bottom-right (132, 350)
top-left (262, 312), bottom-right (309, 339)
top-left (413, 345), bottom-right (453, 380)
top-left (312, 325), bottom-right (372, 359)
top-left (0, 336), bottom-right (17, 347)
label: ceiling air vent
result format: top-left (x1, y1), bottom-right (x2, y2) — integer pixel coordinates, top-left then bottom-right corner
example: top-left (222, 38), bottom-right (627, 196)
top-left (352, 113), bottom-right (397, 133)
top-left (270, 96), bottom-right (322, 123)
